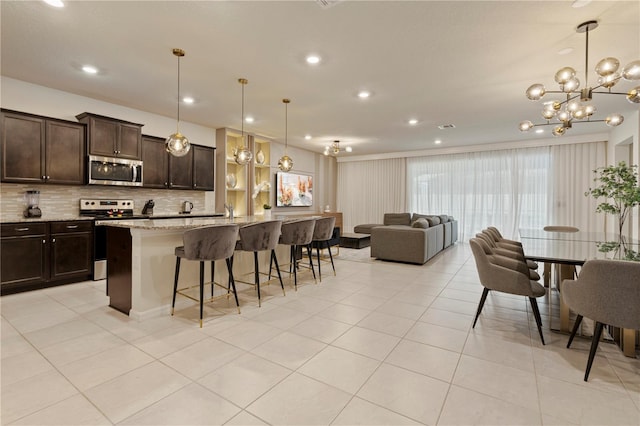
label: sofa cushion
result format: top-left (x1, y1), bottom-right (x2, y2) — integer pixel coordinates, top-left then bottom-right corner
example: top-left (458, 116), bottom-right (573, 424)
top-left (426, 216), bottom-right (441, 226)
top-left (411, 218), bottom-right (429, 228)
top-left (383, 213), bottom-right (411, 226)
top-left (438, 215), bottom-right (450, 223)
top-left (353, 224), bottom-right (383, 234)
top-left (411, 213), bottom-right (430, 222)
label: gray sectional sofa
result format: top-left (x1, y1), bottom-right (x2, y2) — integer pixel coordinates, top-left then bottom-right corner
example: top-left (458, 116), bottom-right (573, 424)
top-left (354, 213), bottom-right (458, 264)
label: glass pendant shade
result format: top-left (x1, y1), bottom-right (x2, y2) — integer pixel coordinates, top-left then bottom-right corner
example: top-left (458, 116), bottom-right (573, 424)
top-left (526, 84), bottom-right (545, 100)
top-left (627, 87), bottom-right (640, 103)
top-left (166, 132), bottom-right (190, 157)
top-left (278, 155), bottom-right (293, 172)
top-left (278, 98), bottom-right (294, 172)
top-left (622, 60), bottom-right (640, 80)
top-left (597, 73), bottom-right (619, 88)
top-left (555, 67), bottom-right (576, 84)
top-left (552, 126), bottom-right (566, 137)
top-left (605, 114), bottom-right (624, 126)
top-left (563, 77), bottom-right (580, 92)
top-left (519, 120), bottom-right (534, 132)
top-left (166, 48), bottom-right (190, 157)
top-left (541, 109), bottom-right (555, 120)
top-left (595, 57), bottom-right (620, 76)
top-left (234, 145), bottom-right (253, 165)
top-left (556, 110), bottom-right (571, 122)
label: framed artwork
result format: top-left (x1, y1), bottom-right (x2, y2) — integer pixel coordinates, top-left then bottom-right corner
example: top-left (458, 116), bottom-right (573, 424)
top-left (276, 171), bottom-right (313, 207)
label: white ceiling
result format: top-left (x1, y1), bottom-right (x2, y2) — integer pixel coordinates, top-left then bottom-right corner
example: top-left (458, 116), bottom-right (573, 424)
top-left (1, 1), bottom-right (639, 156)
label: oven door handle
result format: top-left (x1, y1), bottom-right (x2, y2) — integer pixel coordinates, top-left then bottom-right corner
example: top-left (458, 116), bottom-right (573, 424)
top-left (132, 165), bottom-right (137, 183)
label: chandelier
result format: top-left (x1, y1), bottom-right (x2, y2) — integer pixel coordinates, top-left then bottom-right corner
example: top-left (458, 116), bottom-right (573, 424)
top-left (519, 20), bottom-right (640, 137)
top-left (165, 48), bottom-right (191, 157)
top-left (324, 140), bottom-right (352, 156)
top-left (278, 99), bottom-right (294, 172)
top-left (234, 78), bottom-right (253, 165)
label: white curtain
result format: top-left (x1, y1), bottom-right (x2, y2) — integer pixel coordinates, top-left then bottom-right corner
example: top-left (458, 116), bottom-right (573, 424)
top-left (407, 147), bottom-right (550, 241)
top-left (337, 158), bottom-right (406, 233)
top-left (549, 142), bottom-right (607, 233)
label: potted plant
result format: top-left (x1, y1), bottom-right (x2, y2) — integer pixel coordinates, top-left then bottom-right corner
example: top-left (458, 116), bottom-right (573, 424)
top-left (263, 203), bottom-right (272, 218)
top-left (585, 161), bottom-right (640, 237)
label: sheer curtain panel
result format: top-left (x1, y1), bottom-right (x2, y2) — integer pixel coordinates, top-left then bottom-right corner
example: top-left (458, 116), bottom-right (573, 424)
top-left (337, 158), bottom-right (406, 233)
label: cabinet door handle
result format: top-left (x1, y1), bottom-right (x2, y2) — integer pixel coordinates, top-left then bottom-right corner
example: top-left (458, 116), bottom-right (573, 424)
top-left (16, 227), bottom-right (30, 231)
top-left (52, 238), bottom-right (56, 243)
top-left (42, 239), bottom-right (46, 244)
top-left (42, 175), bottom-right (46, 180)
top-left (164, 182), bottom-right (168, 187)
top-left (66, 225), bottom-right (79, 229)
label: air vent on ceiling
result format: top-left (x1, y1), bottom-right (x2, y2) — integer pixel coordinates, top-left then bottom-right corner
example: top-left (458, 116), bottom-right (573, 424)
top-left (315, 0), bottom-right (344, 9)
top-left (438, 124), bottom-right (456, 130)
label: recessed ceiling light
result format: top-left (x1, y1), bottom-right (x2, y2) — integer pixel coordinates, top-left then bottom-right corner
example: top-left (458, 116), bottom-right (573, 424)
top-left (358, 91), bottom-right (370, 99)
top-left (182, 97), bottom-right (194, 104)
top-left (306, 55), bottom-right (321, 65)
top-left (245, 116), bottom-right (254, 123)
top-left (535, 128), bottom-right (544, 134)
top-left (572, 0), bottom-right (592, 8)
top-left (434, 139), bottom-right (442, 145)
top-left (82, 65), bottom-right (98, 74)
top-left (305, 135), bottom-right (312, 140)
top-left (558, 47), bottom-right (574, 55)
top-left (408, 119), bottom-right (418, 125)
top-left (437, 124), bottom-right (455, 130)
top-left (43, 0), bottom-right (64, 7)
top-left (345, 146), bottom-right (353, 152)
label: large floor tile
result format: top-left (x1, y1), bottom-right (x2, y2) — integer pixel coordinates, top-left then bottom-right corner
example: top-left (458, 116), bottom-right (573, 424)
top-left (331, 326), bottom-right (400, 361)
top-left (246, 372), bottom-right (351, 425)
top-left (160, 337), bottom-right (245, 380)
top-left (10, 394), bottom-right (110, 425)
top-left (120, 382), bottom-right (241, 425)
top-left (22, 317), bottom-right (103, 349)
top-left (356, 310), bottom-right (416, 337)
top-left (405, 321), bottom-right (469, 353)
top-left (318, 303), bottom-right (372, 325)
top-left (298, 345), bottom-right (380, 393)
top-left (357, 363), bottom-right (449, 424)
top-left (225, 410), bottom-right (269, 425)
top-left (38, 329), bottom-right (126, 367)
top-left (1, 349), bottom-right (54, 386)
top-left (463, 331), bottom-right (535, 372)
top-left (438, 385), bottom-right (542, 425)
top-left (288, 315), bottom-right (352, 344)
top-left (213, 319), bottom-right (283, 351)
top-left (84, 361), bottom-right (190, 424)
top-left (198, 352), bottom-right (292, 408)
top-left (386, 339), bottom-right (460, 383)
top-left (419, 307), bottom-right (473, 331)
top-left (252, 331), bottom-right (326, 370)
top-left (132, 323), bottom-right (210, 358)
top-left (332, 396), bottom-right (421, 425)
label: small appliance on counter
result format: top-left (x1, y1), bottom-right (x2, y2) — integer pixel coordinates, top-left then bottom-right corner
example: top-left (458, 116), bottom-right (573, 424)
top-left (23, 190), bottom-right (42, 218)
top-left (181, 201), bottom-right (193, 214)
top-left (142, 200), bottom-right (155, 216)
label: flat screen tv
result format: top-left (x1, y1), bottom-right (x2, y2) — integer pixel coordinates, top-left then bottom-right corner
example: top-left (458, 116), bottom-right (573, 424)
top-left (276, 172), bottom-right (313, 207)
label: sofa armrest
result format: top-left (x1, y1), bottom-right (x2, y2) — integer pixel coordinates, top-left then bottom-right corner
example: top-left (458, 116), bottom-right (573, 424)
top-left (371, 226), bottom-right (438, 264)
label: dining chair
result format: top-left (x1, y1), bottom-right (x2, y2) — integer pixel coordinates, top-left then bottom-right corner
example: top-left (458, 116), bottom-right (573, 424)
top-left (469, 237), bottom-right (546, 344)
top-left (172, 224), bottom-right (240, 327)
top-left (562, 259), bottom-right (640, 381)
top-left (484, 227), bottom-right (538, 270)
top-left (476, 232), bottom-right (540, 281)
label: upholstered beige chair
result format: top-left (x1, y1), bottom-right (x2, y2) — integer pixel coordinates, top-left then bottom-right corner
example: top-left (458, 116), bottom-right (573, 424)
top-left (172, 224), bottom-right (240, 327)
top-left (562, 259), bottom-right (640, 381)
top-left (469, 238), bottom-right (546, 344)
top-left (476, 232), bottom-right (540, 281)
top-left (272, 218), bottom-right (317, 290)
top-left (309, 216), bottom-right (336, 282)
top-left (484, 227), bottom-right (538, 270)
top-left (235, 220), bottom-right (284, 307)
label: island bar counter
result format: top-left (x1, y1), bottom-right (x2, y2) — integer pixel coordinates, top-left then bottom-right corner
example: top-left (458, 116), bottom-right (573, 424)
top-left (98, 216), bottom-right (300, 320)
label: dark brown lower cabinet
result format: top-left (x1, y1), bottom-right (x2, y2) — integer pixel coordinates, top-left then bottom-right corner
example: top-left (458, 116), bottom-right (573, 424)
top-left (105, 226), bottom-right (132, 314)
top-left (0, 221), bottom-right (93, 295)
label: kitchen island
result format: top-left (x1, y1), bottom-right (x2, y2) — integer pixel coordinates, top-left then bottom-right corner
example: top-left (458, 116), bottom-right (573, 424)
top-left (97, 216), bottom-right (300, 320)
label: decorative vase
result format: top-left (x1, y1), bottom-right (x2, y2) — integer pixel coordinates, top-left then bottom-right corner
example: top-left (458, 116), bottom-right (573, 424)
top-left (225, 173), bottom-right (237, 189)
top-left (256, 149), bottom-right (265, 165)
top-left (264, 209), bottom-right (271, 219)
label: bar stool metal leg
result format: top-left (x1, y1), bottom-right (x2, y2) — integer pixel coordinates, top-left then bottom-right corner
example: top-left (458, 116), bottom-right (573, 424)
top-left (172, 257), bottom-right (181, 315)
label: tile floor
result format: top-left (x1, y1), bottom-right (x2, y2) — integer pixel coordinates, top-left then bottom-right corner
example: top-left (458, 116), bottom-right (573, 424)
top-left (1, 243), bottom-right (639, 425)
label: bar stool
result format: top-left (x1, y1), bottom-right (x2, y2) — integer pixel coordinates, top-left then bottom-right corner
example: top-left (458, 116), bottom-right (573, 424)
top-left (235, 220), bottom-right (284, 307)
top-left (309, 216), bottom-right (336, 282)
top-left (172, 224), bottom-right (240, 327)
top-left (271, 218), bottom-right (317, 290)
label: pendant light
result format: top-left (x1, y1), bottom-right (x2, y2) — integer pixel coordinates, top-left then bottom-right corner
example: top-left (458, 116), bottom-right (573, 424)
top-left (278, 98), bottom-right (294, 172)
top-left (165, 48), bottom-right (191, 157)
top-left (234, 78), bottom-right (253, 165)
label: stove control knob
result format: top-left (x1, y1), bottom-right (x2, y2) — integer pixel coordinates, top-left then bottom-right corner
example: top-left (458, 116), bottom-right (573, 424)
top-left (84, 201), bottom-right (89, 205)
top-left (91, 201), bottom-right (95, 205)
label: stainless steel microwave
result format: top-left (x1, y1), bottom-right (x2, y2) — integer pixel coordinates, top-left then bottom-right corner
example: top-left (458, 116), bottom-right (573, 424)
top-left (88, 155), bottom-right (143, 186)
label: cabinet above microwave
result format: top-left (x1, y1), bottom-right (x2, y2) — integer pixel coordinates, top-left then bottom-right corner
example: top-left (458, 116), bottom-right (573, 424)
top-left (76, 112), bottom-right (143, 160)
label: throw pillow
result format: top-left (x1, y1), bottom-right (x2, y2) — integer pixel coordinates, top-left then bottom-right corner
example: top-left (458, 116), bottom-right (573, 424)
top-left (411, 218), bottom-right (429, 228)
top-left (384, 213), bottom-right (412, 226)
top-left (411, 213), bottom-right (430, 222)
top-left (438, 215), bottom-right (449, 223)
top-left (426, 216), bottom-right (441, 226)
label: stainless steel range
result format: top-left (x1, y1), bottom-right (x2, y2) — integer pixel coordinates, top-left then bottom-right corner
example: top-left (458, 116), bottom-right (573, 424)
top-left (80, 199), bottom-right (141, 280)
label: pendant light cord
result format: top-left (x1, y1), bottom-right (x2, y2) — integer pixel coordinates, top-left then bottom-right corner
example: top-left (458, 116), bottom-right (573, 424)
top-left (584, 26), bottom-right (589, 88)
top-left (285, 101), bottom-right (288, 153)
top-left (176, 54), bottom-right (181, 133)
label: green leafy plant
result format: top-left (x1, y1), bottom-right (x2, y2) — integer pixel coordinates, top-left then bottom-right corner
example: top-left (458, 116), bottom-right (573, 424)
top-left (585, 161), bottom-right (640, 236)
top-left (263, 204), bottom-right (272, 210)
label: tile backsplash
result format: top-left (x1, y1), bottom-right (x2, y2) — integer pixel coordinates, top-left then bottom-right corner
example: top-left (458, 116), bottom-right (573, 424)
top-left (0, 183), bottom-right (213, 222)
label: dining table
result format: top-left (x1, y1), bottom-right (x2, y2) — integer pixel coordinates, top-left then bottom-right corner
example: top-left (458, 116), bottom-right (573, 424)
top-left (519, 228), bottom-right (639, 357)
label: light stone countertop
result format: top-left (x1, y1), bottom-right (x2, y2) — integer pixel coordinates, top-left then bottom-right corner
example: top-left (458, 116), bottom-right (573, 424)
top-left (95, 215), bottom-right (315, 230)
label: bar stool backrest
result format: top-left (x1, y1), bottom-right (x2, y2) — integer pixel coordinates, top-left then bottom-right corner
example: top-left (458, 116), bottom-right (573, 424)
top-left (312, 216), bottom-right (336, 241)
top-left (183, 224), bottom-right (240, 261)
top-left (238, 220), bottom-right (283, 251)
top-left (280, 218), bottom-right (316, 246)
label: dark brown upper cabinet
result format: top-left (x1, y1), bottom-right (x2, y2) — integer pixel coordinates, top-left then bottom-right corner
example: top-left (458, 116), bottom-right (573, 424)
top-left (192, 145), bottom-right (215, 191)
top-left (1, 109), bottom-right (86, 185)
top-left (141, 135), bottom-right (169, 188)
top-left (76, 112), bottom-right (143, 160)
